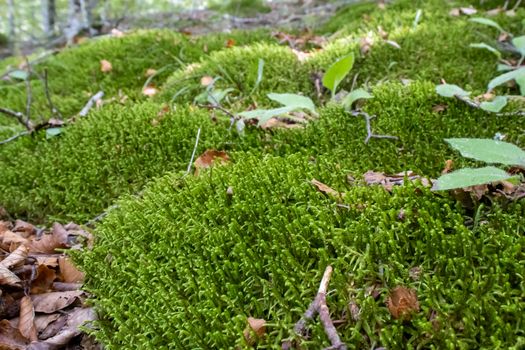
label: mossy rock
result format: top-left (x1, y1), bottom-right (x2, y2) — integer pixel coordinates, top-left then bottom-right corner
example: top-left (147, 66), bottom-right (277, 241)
top-left (77, 152), bottom-right (525, 349)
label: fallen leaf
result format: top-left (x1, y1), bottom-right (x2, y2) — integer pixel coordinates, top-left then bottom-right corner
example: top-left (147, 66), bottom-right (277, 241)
top-left (432, 104), bottom-right (448, 113)
top-left (12, 220), bottom-right (36, 238)
top-left (442, 159), bottom-right (454, 174)
top-left (29, 307), bottom-right (96, 349)
top-left (145, 68), bottom-right (157, 77)
top-left (363, 170), bottom-right (433, 191)
top-left (38, 314), bottom-right (67, 341)
top-left (243, 317), bottom-right (266, 344)
top-left (32, 291), bottom-right (84, 314)
top-left (142, 86), bottom-right (158, 97)
top-left (200, 76), bottom-right (214, 86)
top-left (58, 257), bottom-right (84, 284)
top-left (0, 319), bottom-right (29, 349)
top-left (260, 118), bottom-right (304, 129)
top-left (100, 59), bottom-right (112, 73)
top-left (0, 244), bottom-right (29, 269)
top-left (31, 264), bottom-right (57, 294)
top-left (1, 230), bottom-right (29, 252)
top-left (194, 150), bottom-right (230, 176)
top-left (226, 38), bottom-right (235, 48)
top-left (311, 179), bottom-right (340, 198)
top-left (360, 34), bottom-right (374, 55)
top-left (460, 7), bottom-right (477, 15)
top-left (0, 264), bottom-right (22, 287)
top-left (19, 296), bottom-right (38, 342)
top-left (33, 314), bottom-right (61, 334)
top-left (498, 32), bottom-right (510, 42)
top-left (291, 49), bottom-right (311, 62)
top-left (449, 8), bottom-right (461, 16)
top-left (386, 286), bottom-right (420, 320)
top-left (28, 223), bottom-right (69, 254)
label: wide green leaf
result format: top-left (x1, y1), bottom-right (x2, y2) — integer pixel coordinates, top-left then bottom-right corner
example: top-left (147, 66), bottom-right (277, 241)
top-left (238, 106), bottom-right (295, 125)
top-left (267, 93), bottom-right (316, 113)
top-left (8, 70), bottom-right (29, 81)
top-left (46, 127), bottom-right (63, 139)
top-left (435, 84), bottom-right (470, 97)
top-left (445, 138), bottom-right (525, 166)
top-left (487, 67), bottom-right (525, 91)
top-left (469, 17), bottom-right (506, 33)
top-left (511, 35), bottom-right (525, 56)
top-left (433, 166), bottom-right (512, 190)
top-left (322, 53), bottom-right (355, 98)
top-left (469, 43), bottom-right (501, 57)
top-left (516, 74), bottom-right (525, 96)
top-left (479, 96), bottom-right (507, 112)
top-left (342, 88), bottom-right (373, 108)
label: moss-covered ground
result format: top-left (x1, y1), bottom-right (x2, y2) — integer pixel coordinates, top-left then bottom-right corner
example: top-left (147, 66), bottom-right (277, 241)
top-left (1, 0), bottom-right (524, 348)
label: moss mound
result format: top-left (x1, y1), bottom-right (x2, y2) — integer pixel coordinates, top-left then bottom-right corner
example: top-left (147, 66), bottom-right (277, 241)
top-left (78, 153), bottom-right (525, 349)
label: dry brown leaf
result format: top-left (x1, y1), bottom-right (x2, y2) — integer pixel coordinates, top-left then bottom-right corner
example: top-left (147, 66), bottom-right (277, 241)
top-left (1, 230), bottom-right (29, 252)
top-left (0, 245), bottom-right (29, 269)
top-left (33, 314), bottom-right (61, 334)
top-left (0, 264), bottom-right (22, 287)
top-left (363, 170), bottom-right (433, 191)
top-left (31, 265), bottom-right (57, 294)
top-left (386, 286), bottom-right (420, 320)
top-left (19, 296), bottom-right (38, 342)
top-left (194, 150), bottom-right (230, 176)
top-left (0, 319), bottom-right (29, 349)
top-left (38, 315), bottom-right (67, 341)
top-left (33, 256), bottom-right (59, 268)
top-left (32, 291), bottom-right (84, 314)
top-left (28, 223), bottom-right (69, 254)
top-left (28, 307), bottom-right (96, 349)
top-left (291, 49), bottom-right (311, 62)
top-left (243, 317), bottom-right (266, 345)
top-left (442, 159), bottom-right (454, 174)
top-left (360, 34), bottom-right (374, 55)
top-left (260, 118), bottom-right (304, 129)
top-left (142, 86), bottom-right (158, 97)
top-left (311, 179), bottom-right (340, 198)
top-left (498, 32), bottom-right (510, 42)
top-left (432, 104), bottom-right (448, 113)
top-left (58, 257), bottom-right (84, 284)
top-left (449, 8), bottom-right (461, 16)
top-left (226, 38), bottom-right (235, 48)
top-left (200, 75), bottom-right (214, 86)
top-left (100, 59), bottom-right (112, 73)
top-left (12, 220), bottom-right (36, 238)
top-left (145, 68), bottom-right (157, 77)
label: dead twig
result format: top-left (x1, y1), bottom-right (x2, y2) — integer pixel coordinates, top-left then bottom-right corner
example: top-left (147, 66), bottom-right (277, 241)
top-left (292, 266), bottom-right (347, 350)
top-left (455, 95), bottom-right (525, 116)
top-left (350, 110), bottom-right (398, 144)
top-left (197, 103), bottom-right (237, 119)
top-left (0, 130), bottom-right (30, 145)
top-left (185, 127), bottom-right (202, 175)
top-left (40, 68), bottom-right (63, 120)
top-left (79, 91), bottom-right (104, 117)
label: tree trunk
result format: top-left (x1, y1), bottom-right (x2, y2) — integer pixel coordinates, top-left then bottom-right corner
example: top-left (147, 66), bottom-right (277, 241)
top-left (42, 0), bottom-right (56, 39)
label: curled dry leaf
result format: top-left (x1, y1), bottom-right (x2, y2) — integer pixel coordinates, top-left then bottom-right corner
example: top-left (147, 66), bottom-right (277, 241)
top-left (441, 159), bottom-right (454, 174)
top-left (311, 179), bottom-right (341, 198)
top-left (38, 314), bottom-right (67, 341)
top-left (363, 170), bottom-right (433, 191)
top-left (100, 59), bottom-right (112, 73)
top-left (33, 314), bottom-right (61, 334)
top-left (432, 104), bottom-right (448, 113)
top-left (200, 75), bottom-right (214, 86)
top-left (58, 257), bottom-right (84, 284)
top-left (1, 230), bottom-right (29, 252)
top-left (32, 291), bottom-right (84, 314)
top-left (0, 319), bottom-right (29, 349)
top-left (243, 317), bottom-right (266, 345)
top-left (0, 244), bottom-right (29, 269)
top-left (31, 265), bottom-right (57, 294)
top-left (28, 223), bottom-right (69, 254)
top-left (19, 296), bottom-right (38, 342)
top-left (194, 150), bottom-right (230, 176)
top-left (386, 286), bottom-right (420, 320)
top-left (0, 264), bottom-right (22, 287)
top-left (12, 220), bottom-right (36, 238)
top-left (226, 38), bottom-right (236, 48)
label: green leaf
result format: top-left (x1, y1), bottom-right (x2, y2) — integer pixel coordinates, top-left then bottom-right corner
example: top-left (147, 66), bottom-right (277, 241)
top-left (208, 88), bottom-right (234, 105)
top-left (487, 67), bottom-right (525, 91)
top-left (322, 53), bottom-right (355, 98)
top-left (342, 88), bottom-right (373, 108)
top-left (8, 70), bottom-right (29, 81)
top-left (469, 17), bottom-right (506, 33)
top-left (516, 74), bottom-right (525, 96)
top-left (445, 138), bottom-right (525, 166)
top-left (251, 58), bottom-right (264, 93)
top-left (479, 96), bottom-right (507, 112)
top-left (46, 127), bottom-right (63, 139)
top-left (497, 64), bottom-right (514, 72)
top-left (435, 84), bottom-right (470, 98)
top-left (469, 43), bottom-right (501, 57)
top-left (511, 35), bottom-right (525, 56)
top-left (433, 166), bottom-right (513, 191)
top-left (267, 93), bottom-right (316, 113)
top-left (238, 106), bottom-right (295, 125)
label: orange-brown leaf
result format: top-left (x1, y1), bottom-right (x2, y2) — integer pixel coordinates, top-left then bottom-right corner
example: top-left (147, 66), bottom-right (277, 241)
top-left (194, 150), bottom-right (230, 176)
top-left (386, 286), bottom-right (420, 320)
top-left (31, 264), bottom-right (57, 294)
top-left (18, 296), bottom-right (38, 342)
top-left (0, 265), bottom-right (22, 287)
top-left (0, 230), bottom-right (28, 252)
top-left (0, 319), bottom-right (29, 349)
top-left (12, 220), bottom-right (36, 238)
top-left (0, 245), bottom-right (28, 269)
top-left (58, 257), bottom-right (84, 284)
top-left (28, 223), bottom-right (69, 254)
top-left (243, 317), bottom-right (266, 345)
top-left (310, 179), bottom-right (340, 198)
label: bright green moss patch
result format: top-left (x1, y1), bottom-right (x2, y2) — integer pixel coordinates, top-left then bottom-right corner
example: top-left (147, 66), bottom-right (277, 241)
top-left (160, 43), bottom-right (313, 106)
top-left (77, 153), bottom-right (525, 349)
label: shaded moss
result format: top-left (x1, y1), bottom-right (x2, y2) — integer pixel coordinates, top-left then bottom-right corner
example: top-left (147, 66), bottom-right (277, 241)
top-left (77, 153), bottom-right (525, 349)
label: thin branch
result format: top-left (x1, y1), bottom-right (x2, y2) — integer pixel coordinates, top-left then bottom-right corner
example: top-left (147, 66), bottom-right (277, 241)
top-left (41, 68), bottom-right (63, 120)
top-left (23, 57), bottom-right (32, 127)
top-left (292, 266), bottom-right (347, 350)
top-left (454, 94), bottom-right (480, 108)
top-left (0, 130), bottom-right (30, 145)
top-left (350, 110), bottom-right (398, 144)
top-left (185, 127), bottom-right (202, 175)
top-left (512, 0), bottom-right (522, 11)
top-left (455, 94), bottom-right (525, 116)
top-left (0, 107), bottom-right (27, 125)
top-left (197, 103), bottom-right (237, 119)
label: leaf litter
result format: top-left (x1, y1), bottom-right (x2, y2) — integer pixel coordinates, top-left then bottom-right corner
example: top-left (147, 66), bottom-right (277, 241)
top-left (0, 221), bottom-right (98, 349)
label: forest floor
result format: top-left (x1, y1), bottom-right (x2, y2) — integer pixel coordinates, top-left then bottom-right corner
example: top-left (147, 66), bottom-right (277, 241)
top-left (0, 0), bottom-right (524, 349)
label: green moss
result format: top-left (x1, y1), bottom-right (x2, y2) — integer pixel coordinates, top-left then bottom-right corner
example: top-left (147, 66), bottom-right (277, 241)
top-left (77, 153), bottom-right (525, 349)
top-left (160, 43), bottom-right (313, 107)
